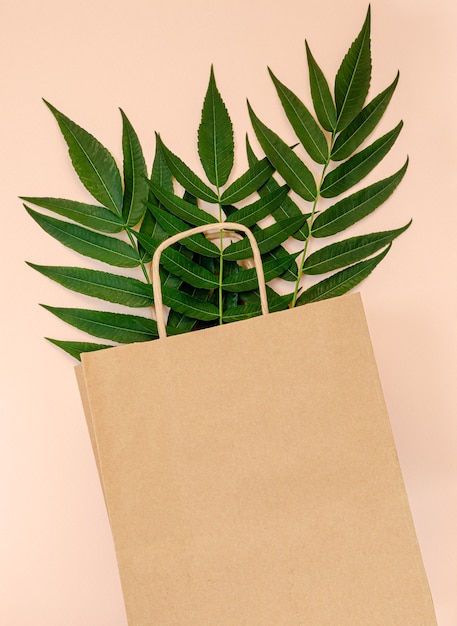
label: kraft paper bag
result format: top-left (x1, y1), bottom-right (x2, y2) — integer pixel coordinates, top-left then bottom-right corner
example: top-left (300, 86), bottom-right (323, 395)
top-left (76, 224), bottom-right (436, 625)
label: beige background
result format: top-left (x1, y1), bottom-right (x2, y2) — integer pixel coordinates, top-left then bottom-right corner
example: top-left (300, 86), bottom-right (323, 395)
top-left (1, 0), bottom-right (456, 624)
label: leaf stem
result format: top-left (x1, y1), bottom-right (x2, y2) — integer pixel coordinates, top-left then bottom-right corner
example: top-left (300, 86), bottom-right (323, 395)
top-left (217, 191), bottom-right (224, 324)
top-left (291, 133), bottom-right (336, 307)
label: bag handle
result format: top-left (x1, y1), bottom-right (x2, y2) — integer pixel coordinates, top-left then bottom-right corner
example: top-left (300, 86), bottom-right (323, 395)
top-left (151, 222), bottom-right (269, 339)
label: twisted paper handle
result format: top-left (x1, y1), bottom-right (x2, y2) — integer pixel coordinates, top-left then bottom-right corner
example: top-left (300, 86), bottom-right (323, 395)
top-left (151, 222), bottom-right (269, 338)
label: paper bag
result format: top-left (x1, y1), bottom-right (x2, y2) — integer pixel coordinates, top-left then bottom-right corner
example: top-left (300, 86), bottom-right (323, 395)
top-left (76, 224), bottom-right (436, 625)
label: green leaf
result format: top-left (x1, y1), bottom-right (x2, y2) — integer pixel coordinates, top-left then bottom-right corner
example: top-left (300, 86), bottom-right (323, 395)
top-left (198, 66), bottom-right (234, 187)
top-left (220, 158), bottom-right (274, 204)
top-left (199, 254), bottom-right (218, 275)
top-left (248, 102), bottom-right (317, 201)
top-left (263, 246), bottom-right (299, 281)
top-left (183, 190), bottom-right (198, 205)
top-left (46, 338), bottom-right (112, 360)
top-left (184, 278), bottom-right (212, 302)
top-left (222, 252), bottom-right (299, 291)
top-left (41, 306), bottom-right (158, 343)
top-left (20, 197), bottom-right (124, 233)
top-left (166, 310), bottom-right (198, 334)
top-left (303, 222), bottom-right (411, 274)
top-left (232, 185), bottom-right (290, 228)
top-left (157, 135), bottom-right (218, 202)
top-left (223, 289), bottom-right (292, 322)
top-left (239, 290), bottom-right (262, 304)
top-left (312, 159), bottom-right (408, 237)
top-left (26, 207), bottom-right (140, 267)
top-left (43, 100), bottom-right (123, 214)
top-left (162, 260), bottom-right (184, 290)
top-left (334, 6), bottom-right (371, 131)
top-left (142, 139), bottom-right (174, 258)
top-left (151, 132), bottom-right (174, 192)
top-left (296, 244), bottom-right (391, 305)
top-left (223, 215), bottom-right (308, 260)
top-left (222, 303), bottom-right (262, 322)
top-left (132, 228), bottom-right (162, 257)
top-left (320, 122), bottom-right (403, 198)
top-left (221, 261), bottom-right (241, 308)
top-left (27, 264), bottom-right (154, 306)
top-left (305, 41), bottom-right (337, 132)
top-left (331, 72), bottom-right (399, 161)
top-left (166, 281), bottom-right (211, 332)
top-left (145, 204), bottom-right (220, 258)
top-left (268, 68), bottom-right (328, 164)
top-left (160, 247), bottom-right (192, 292)
top-left (120, 109), bottom-right (148, 226)
top-left (136, 208), bottom-right (168, 263)
top-left (147, 181), bottom-right (217, 226)
top-left (161, 248), bottom-right (219, 289)
top-left (246, 137), bottom-right (309, 240)
top-left (162, 286), bottom-right (219, 321)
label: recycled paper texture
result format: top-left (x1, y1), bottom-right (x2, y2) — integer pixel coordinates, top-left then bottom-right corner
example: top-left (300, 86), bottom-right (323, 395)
top-left (76, 293), bottom-right (436, 625)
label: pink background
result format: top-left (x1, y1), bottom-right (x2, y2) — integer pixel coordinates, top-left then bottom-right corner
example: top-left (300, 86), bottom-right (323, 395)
top-left (2, 0), bottom-right (456, 623)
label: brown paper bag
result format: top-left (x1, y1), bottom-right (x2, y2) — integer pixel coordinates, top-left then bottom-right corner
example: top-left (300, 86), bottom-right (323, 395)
top-left (76, 224), bottom-right (436, 625)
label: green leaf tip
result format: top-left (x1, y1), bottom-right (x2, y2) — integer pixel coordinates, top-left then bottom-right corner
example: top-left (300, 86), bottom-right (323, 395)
top-left (313, 158), bottom-right (409, 238)
top-left (42, 99), bottom-right (123, 215)
top-left (40, 304), bottom-right (159, 343)
top-left (331, 70), bottom-right (400, 161)
top-left (321, 121), bottom-right (404, 198)
top-left (158, 136), bottom-right (218, 202)
top-left (334, 5), bottom-right (372, 131)
top-left (305, 40), bottom-right (337, 132)
top-left (198, 65), bottom-right (234, 188)
top-left (247, 101), bottom-right (317, 201)
top-left (45, 337), bottom-right (112, 361)
top-left (120, 107), bottom-right (148, 226)
top-left (268, 66), bottom-right (329, 164)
